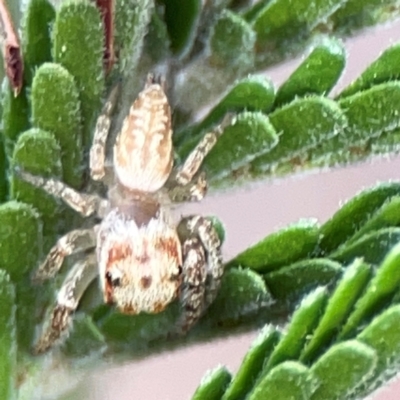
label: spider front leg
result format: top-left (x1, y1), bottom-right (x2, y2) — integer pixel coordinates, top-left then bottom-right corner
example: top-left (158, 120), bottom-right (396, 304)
top-left (33, 226), bottom-right (98, 281)
top-left (14, 168), bottom-right (108, 217)
top-left (34, 253), bottom-right (98, 354)
top-left (90, 83), bottom-right (120, 181)
top-left (177, 216), bottom-right (223, 332)
top-left (169, 113), bottom-right (235, 203)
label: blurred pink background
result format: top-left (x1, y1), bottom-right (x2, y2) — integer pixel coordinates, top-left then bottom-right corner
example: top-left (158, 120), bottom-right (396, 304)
top-left (81, 17), bottom-right (400, 400)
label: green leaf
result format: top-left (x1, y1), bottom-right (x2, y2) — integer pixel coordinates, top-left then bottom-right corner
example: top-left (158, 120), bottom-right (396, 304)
top-left (310, 340), bottom-right (377, 400)
top-left (275, 37), bottom-right (345, 107)
top-left (21, 0), bottom-right (55, 80)
top-left (205, 268), bottom-right (272, 324)
top-left (1, 81), bottom-right (30, 156)
top-left (300, 259), bottom-right (371, 364)
top-left (248, 361), bottom-right (313, 400)
top-left (331, 228), bottom-right (400, 266)
top-left (345, 195), bottom-right (400, 245)
top-left (330, 0), bottom-right (396, 29)
top-left (0, 270), bottom-right (16, 400)
top-left (251, 97), bottom-right (347, 172)
top-left (31, 63), bottom-right (82, 188)
top-left (339, 81), bottom-right (400, 139)
top-left (310, 81), bottom-right (400, 166)
top-left (192, 366), bottom-right (232, 400)
top-left (161, 0), bottom-right (201, 55)
top-left (201, 112), bottom-right (278, 182)
top-left (262, 287), bottom-right (327, 373)
top-left (339, 43), bottom-right (400, 98)
top-left (371, 127), bottom-right (400, 155)
top-left (63, 315), bottom-right (106, 357)
top-left (99, 302), bottom-right (179, 346)
top-left (264, 258), bottom-right (342, 305)
top-left (209, 10), bottom-right (256, 70)
top-left (221, 326), bottom-right (281, 400)
top-left (114, 0), bottom-right (153, 95)
top-left (144, 10), bottom-right (171, 62)
top-left (184, 75), bottom-right (275, 141)
top-left (10, 129), bottom-right (63, 238)
top-left (228, 219), bottom-right (319, 273)
top-left (53, 1), bottom-right (104, 148)
top-left (339, 242), bottom-right (400, 339)
top-left (358, 305), bottom-right (400, 380)
top-left (318, 182), bottom-right (400, 254)
top-left (253, 0), bottom-right (343, 48)
top-left (0, 135), bottom-right (7, 202)
top-left (0, 201), bottom-right (41, 281)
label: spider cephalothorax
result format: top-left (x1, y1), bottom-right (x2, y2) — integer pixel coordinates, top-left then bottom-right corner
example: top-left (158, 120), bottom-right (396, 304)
top-left (19, 75), bottom-right (232, 354)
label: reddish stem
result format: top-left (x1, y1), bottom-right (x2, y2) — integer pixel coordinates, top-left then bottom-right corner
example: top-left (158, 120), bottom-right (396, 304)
top-left (96, 0), bottom-right (115, 74)
top-left (0, 0), bottom-right (23, 96)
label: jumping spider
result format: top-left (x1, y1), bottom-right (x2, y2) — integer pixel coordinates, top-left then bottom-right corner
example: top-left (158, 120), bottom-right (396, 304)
top-left (19, 75), bottom-right (233, 354)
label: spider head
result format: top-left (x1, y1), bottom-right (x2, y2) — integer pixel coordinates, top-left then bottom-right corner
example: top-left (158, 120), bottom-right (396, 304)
top-left (98, 210), bottom-right (183, 314)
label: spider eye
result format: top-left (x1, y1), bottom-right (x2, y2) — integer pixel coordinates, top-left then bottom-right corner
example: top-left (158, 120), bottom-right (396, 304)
top-left (106, 271), bottom-right (121, 287)
top-left (170, 265), bottom-right (182, 281)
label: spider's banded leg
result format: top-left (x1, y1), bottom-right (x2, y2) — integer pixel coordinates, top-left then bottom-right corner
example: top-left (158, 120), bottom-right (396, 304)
top-left (187, 216), bottom-right (223, 308)
top-left (34, 227), bottom-right (98, 281)
top-left (174, 114), bottom-right (235, 186)
top-left (33, 253), bottom-right (98, 354)
top-left (178, 236), bottom-right (207, 332)
top-left (168, 172), bottom-right (207, 203)
top-left (90, 83), bottom-right (120, 181)
top-left (15, 168), bottom-right (108, 217)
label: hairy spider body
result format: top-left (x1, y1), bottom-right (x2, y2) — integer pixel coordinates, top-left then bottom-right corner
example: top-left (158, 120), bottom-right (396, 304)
top-left (19, 75), bottom-right (232, 354)
top-left (98, 208), bottom-right (182, 314)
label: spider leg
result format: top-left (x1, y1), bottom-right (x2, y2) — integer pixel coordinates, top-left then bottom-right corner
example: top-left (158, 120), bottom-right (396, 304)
top-left (178, 236), bottom-right (207, 332)
top-left (187, 216), bottom-right (223, 308)
top-left (173, 113), bottom-right (235, 187)
top-left (90, 83), bottom-right (120, 181)
top-left (33, 253), bottom-right (98, 354)
top-left (177, 216), bottom-right (223, 332)
top-left (168, 172), bottom-right (207, 203)
top-left (33, 226), bottom-right (98, 281)
top-left (15, 168), bottom-right (108, 217)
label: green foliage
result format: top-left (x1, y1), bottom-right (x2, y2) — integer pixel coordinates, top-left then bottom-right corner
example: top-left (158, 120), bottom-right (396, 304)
top-left (10, 129), bottom-right (62, 238)
top-left (300, 259), bottom-right (371, 363)
top-left (201, 112), bottom-right (278, 181)
top-left (274, 37), bottom-right (345, 107)
top-left (228, 219), bottom-right (319, 272)
top-left (2, 1), bottom-right (400, 399)
top-left (338, 43), bottom-right (400, 98)
top-left (319, 182), bottom-right (400, 254)
top-left (0, 271), bottom-right (16, 400)
top-left (1, 82), bottom-right (30, 156)
top-left (247, 361), bottom-right (313, 400)
top-left (221, 326), bottom-right (280, 400)
top-left (192, 366), bottom-right (232, 400)
top-left (309, 341), bottom-right (376, 400)
top-left (31, 63), bottom-right (82, 188)
top-left (209, 10), bottom-right (256, 71)
top-left (253, 0), bottom-right (344, 48)
top-left (52, 0), bottom-right (104, 148)
top-left (264, 259), bottom-right (342, 304)
top-left (22, 0), bottom-right (55, 83)
top-left (0, 201), bottom-right (41, 282)
top-left (262, 287), bottom-right (327, 373)
top-left (161, 0), bottom-right (201, 55)
top-left (0, 136), bottom-right (7, 202)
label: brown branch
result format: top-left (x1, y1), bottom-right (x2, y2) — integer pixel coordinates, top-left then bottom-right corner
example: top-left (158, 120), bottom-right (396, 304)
top-left (96, 0), bottom-right (115, 74)
top-left (0, 0), bottom-right (23, 96)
